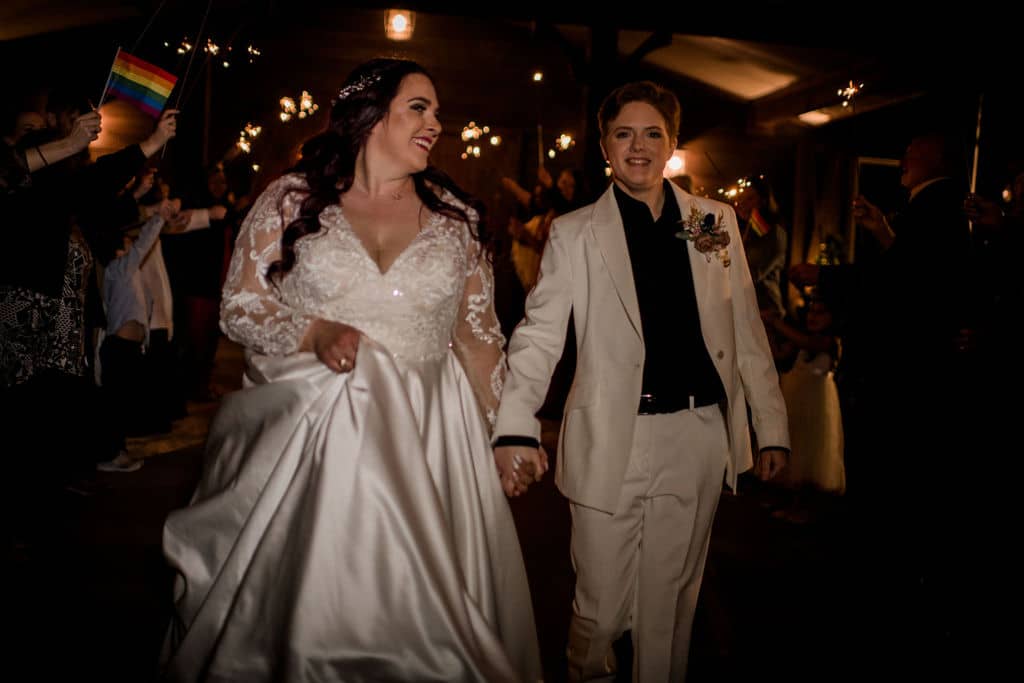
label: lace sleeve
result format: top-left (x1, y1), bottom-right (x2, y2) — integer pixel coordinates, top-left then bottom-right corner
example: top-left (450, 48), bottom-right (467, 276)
top-left (451, 235), bottom-right (506, 433)
top-left (219, 175), bottom-right (316, 356)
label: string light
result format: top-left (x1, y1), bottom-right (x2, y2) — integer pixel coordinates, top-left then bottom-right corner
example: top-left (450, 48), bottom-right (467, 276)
top-left (385, 9), bottom-right (416, 41)
top-left (716, 176), bottom-right (757, 200)
top-left (173, 37), bottom-right (262, 66)
top-left (532, 71), bottom-right (543, 82)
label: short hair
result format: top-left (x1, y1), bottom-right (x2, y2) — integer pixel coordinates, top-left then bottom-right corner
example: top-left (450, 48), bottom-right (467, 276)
top-left (598, 81), bottom-right (680, 142)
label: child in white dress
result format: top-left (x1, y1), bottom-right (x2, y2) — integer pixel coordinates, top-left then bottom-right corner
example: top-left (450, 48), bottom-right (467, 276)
top-left (765, 295), bottom-right (845, 521)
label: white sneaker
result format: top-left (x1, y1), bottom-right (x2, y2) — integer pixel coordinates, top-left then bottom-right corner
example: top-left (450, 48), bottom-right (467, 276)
top-left (96, 451), bottom-right (143, 473)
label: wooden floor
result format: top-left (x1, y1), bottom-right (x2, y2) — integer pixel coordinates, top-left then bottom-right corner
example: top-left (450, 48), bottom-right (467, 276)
top-left (7, 338), bottom-right (864, 682)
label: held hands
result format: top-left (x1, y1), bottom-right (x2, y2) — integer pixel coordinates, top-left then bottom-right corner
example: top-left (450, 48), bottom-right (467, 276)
top-left (208, 205), bottom-right (228, 221)
top-left (302, 319), bottom-right (361, 374)
top-left (493, 445), bottom-right (549, 497)
top-left (755, 447), bottom-right (788, 481)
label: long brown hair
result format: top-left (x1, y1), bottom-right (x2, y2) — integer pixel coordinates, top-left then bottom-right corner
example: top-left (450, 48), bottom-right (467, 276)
top-left (267, 58), bottom-right (488, 282)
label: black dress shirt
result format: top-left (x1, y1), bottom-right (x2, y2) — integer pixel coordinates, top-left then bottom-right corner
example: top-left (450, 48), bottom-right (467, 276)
top-left (494, 181), bottom-right (727, 450)
top-left (614, 181), bottom-right (726, 411)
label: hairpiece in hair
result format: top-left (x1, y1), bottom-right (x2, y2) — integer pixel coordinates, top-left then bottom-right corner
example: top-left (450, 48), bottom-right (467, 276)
top-left (336, 74), bottom-right (382, 102)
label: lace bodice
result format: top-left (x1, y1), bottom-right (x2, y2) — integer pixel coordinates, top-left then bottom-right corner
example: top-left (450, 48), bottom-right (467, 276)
top-left (221, 174), bottom-right (505, 425)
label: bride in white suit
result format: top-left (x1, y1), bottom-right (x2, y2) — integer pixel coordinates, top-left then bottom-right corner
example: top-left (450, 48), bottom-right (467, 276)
top-left (494, 81), bottom-right (789, 682)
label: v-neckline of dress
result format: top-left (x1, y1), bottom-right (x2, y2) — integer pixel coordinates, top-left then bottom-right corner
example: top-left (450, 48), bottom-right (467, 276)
top-left (334, 206), bottom-right (433, 278)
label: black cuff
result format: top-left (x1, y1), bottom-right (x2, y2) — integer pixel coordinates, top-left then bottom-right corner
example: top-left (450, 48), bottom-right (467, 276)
top-left (494, 435), bottom-right (540, 449)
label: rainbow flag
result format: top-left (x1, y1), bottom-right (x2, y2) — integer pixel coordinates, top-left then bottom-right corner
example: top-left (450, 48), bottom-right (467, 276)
top-left (749, 208), bottom-right (772, 237)
top-left (103, 49), bottom-right (177, 118)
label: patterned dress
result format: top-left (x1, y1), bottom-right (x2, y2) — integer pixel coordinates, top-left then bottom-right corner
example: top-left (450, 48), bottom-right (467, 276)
top-left (1, 230), bottom-right (92, 387)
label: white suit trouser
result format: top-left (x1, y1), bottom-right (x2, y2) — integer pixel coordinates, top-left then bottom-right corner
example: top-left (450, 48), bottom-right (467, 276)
top-left (567, 405), bottom-right (728, 683)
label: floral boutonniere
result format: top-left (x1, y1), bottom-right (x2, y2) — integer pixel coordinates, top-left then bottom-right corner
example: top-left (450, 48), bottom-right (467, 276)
top-left (675, 204), bottom-right (731, 266)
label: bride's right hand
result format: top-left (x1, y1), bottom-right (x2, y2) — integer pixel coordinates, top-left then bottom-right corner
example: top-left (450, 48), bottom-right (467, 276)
top-left (301, 319), bottom-right (361, 373)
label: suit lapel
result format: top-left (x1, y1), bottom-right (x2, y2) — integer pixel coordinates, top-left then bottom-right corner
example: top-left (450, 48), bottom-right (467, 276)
top-left (590, 186), bottom-right (643, 340)
top-left (671, 183), bottom-right (711, 317)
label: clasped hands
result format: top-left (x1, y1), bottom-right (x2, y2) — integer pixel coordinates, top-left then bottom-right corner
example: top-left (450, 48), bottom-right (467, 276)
top-left (493, 445), bottom-right (549, 498)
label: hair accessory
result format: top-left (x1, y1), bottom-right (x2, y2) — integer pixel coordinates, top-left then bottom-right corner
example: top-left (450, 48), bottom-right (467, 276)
top-left (336, 74), bottom-right (382, 101)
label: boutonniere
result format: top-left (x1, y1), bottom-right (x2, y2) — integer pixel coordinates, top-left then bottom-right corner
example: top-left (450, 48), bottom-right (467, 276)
top-left (675, 204), bottom-right (731, 266)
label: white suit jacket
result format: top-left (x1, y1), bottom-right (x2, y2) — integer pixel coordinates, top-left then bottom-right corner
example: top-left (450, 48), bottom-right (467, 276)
top-left (494, 183), bottom-right (790, 513)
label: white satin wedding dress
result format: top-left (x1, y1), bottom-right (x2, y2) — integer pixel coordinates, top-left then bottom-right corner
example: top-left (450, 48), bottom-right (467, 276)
top-left (161, 175), bottom-right (542, 682)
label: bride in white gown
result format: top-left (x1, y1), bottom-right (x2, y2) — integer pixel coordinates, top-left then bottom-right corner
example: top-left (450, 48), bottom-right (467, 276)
top-left (161, 59), bottom-right (543, 682)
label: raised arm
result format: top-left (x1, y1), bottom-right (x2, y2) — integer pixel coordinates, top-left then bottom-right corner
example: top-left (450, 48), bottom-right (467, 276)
top-left (219, 176), bottom-right (316, 356)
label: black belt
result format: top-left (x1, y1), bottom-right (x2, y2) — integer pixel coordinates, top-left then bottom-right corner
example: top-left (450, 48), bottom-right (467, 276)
top-left (637, 392), bottom-right (721, 415)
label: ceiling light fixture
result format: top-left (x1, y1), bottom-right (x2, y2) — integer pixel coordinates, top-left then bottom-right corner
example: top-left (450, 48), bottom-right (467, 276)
top-left (385, 9), bottom-right (415, 41)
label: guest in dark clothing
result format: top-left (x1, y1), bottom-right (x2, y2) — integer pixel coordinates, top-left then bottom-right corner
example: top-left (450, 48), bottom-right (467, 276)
top-left (1, 102), bottom-right (177, 554)
top-left (160, 165), bottom-right (236, 401)
top-left (790, 131), bottom-right (980, 677)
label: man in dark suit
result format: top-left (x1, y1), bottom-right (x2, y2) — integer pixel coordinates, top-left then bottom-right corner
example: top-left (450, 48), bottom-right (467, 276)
top-left (791, 132), bottom-right (977, 675)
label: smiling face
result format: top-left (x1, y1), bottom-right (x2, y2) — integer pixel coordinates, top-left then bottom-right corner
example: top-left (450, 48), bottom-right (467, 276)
top-left (366, 73), bottom-right (441, 174)
top-left (600, 101), bottom-right (675, 198)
